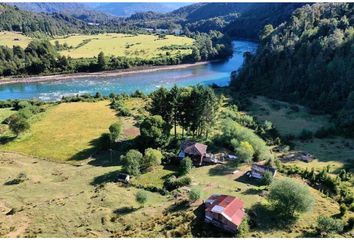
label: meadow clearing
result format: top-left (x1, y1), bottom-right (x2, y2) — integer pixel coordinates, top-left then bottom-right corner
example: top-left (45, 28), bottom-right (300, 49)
top-left (51, 33), bottom-right (194, 59)
top-left (0, 101), bottom-right (118, 161)
top-left (0, 31), bottom-right (194, 59)
top-left (0, 97), bottom-right (351, 237)
top-left (247, 96), bottom-right (354, 172)
top-left (0, 31), bottom-right (32, 48)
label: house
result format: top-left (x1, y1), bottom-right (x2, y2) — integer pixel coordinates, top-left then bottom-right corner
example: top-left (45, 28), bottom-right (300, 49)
top-left (251, 164), bottom-right (277, 179)
top-left (204, 194), bottom-right (246, 233)
top-left (178, 140), bottom-right (207, 166)
top-left (116, 173), bottom-right (130, 183)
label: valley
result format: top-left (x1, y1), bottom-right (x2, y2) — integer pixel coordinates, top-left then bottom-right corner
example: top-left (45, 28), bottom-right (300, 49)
top-left (0, 2), bottom-right (353, 239)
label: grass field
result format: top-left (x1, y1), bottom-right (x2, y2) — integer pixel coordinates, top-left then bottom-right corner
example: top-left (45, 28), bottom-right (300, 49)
top-left (0, 32), bottom-right (194, 60)
top-left (0, 101), bottom-right (118, 162)
top-left (248, 96), bottom-right (330, 137)
top-left (0, 152), bottom-right (343, 237)
top-left (0, 31), bottom-right (32, 48)
top-left (51, 33), bottom-right (194, 59)
top-left (248, 96), bottom-right (354, 172)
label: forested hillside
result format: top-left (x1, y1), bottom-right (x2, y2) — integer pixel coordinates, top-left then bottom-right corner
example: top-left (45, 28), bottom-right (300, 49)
top-left (231, 3), bottom-right (354, 132)
top-left (0, 4), bottom-right (89, 36)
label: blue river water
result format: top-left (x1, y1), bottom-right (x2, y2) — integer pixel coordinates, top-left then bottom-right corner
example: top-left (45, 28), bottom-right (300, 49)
top-left (0, 40), bottom-right (257, 101)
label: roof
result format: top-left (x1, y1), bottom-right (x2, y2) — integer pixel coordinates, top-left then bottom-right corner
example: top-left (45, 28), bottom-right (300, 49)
top-left (205, 194), bottom-right (245, 227)
top-left (252, 164), bottom-right (276, 174)
top-left (181, 140), bottom-right (207, 156)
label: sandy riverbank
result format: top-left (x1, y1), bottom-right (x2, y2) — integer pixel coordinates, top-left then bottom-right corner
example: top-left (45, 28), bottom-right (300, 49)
top-left (0, 62), bottom-right (209, 86)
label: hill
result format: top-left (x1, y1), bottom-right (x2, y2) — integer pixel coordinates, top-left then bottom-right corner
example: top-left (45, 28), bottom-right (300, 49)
top-left (0, 4), bottom-right (89, 36)
top-left (90, 2), bottom-right (190, 17)
top-left (231, 3), bottom-right (354, 133)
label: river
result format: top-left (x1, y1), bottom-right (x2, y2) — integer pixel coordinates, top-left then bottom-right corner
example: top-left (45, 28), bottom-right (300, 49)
top-left (0, 40), bottom-right (257, 101)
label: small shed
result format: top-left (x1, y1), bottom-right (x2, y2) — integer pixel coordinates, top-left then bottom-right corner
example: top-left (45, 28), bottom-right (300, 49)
top-left (117, 173), bottom-right (130, 183)
top-left (251, 164), bottom-right (277, 179)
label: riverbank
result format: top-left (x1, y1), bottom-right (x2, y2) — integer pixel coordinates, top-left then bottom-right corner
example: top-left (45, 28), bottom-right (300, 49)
top-left (0, 62), bottom-right (209, 86)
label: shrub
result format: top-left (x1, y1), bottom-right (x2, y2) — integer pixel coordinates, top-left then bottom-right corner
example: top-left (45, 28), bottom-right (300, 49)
top-left (339, 204), bottom-right (347, 216)
top-left (262, 170), bottom-right (273, 185)
top-left (189, 187), bottom-right (201, 202)
top-left (236, 217), bottom-right (249, 237)
top-left (317, 216), bottom-right (344, 235)
top-left (268, 178), bottom-right (314, 218)
top-left (179, 157), bottom-right (192, 176)
top-left (109, 120), bottom-right (123, 143)
top-left (142, 148), bottom-right (163, 170)
top-left (135, 190), bottom-right (148, 206)
top-left (164, 175), bottom-right (191, 191)
top-left (120, 149), bottom-right (143, 176)
top-left (8, 115), bottom-right (30, 136)
top-left (235, 141), bottom-right (254, 164)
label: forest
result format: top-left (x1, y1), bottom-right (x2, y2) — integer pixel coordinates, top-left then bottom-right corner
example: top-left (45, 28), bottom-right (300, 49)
top-left (231, 3), bottom-right (354, 134)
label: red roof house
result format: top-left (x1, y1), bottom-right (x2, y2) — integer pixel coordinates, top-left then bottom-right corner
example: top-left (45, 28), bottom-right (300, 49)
top-left (204, 194), bottom-right (246, 233)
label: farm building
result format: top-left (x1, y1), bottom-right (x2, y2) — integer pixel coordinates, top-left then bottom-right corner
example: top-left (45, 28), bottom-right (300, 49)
top-left (178, 140), bottom-right (207, 166)
top-left (204, 194), bottom-right (246, 233)
top-left (251, 164), bottom-right (277, 179)
top-left (116, 173), bottom-right (130, 183)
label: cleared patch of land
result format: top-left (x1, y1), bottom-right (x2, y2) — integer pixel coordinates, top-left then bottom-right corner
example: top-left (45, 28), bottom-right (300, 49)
top-left (248, 96), bottom-right (330, 137)
top-left (248, 96), bottom-right (354, 172)
top-left (0, 101), bottom-right (118, 161)
top-left (0, 31), bottom-right (32, 48)
top-left (51, 33), bottom-right (194, 59)
top-left (0, 152), bottom-right (169, 237)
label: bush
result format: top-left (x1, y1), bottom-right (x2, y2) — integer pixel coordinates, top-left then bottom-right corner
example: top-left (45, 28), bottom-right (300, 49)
top-left (268, 178), bottom-right (314, 218)
top-left (8, 115), bottom-right (30, 136)
top-left (109, 120), bottom-right (123, 143)
top-left (262, 170), bottom-right (273, 185)
top-left (339, 204), bottom-right (347, 216)
top-left (142, 148), bottom-right (163, 170)
top-left (317, 216), bottom-right (344, 235)
top-left (234, 141), bottom-right (254, 164)
top-left (179, 157), bottom-right (192, 176)
top-left (120, 149), bottom-right (143, 176)
top-left (164, 175), bottom-right (191, 191)
top-left (189, 187), bottom-right (201, 202)
top-left (135, 190), bottom-right (148, 206)
top-left (236, 217), bottom-right (249, 237)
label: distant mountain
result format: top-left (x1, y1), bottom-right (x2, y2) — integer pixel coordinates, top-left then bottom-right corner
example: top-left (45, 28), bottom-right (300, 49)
top-left (7, 2), bottom-right (116, 23)
top-left (89, 2), bottom-right (191, 17)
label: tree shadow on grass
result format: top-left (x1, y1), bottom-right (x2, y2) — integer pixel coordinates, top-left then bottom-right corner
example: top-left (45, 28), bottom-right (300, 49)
top-left (235, 171), bottom-right (262, 187)
top-left (113, 206), bottom-right (137, 215)
top-left (69, 133), bottom-right (136, 167)
top-left (208, 164), bottom-right (235, 176)
top-left (90, 170), bottom-right (122, 186)
top-left (243, 188), bottom-right (263, 195)
top-left (0, 136), bottom-right (16, 145)
top-left (190, 204), bottom-right (234, 237)
top-left (164, 200), bottom-right (190, 213)
top-left (249, 202), bottom-right (297, 232)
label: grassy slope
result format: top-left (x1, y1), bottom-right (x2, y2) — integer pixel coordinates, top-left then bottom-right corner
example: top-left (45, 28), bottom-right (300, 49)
top-left (0, 31), bottom-right (32, 48)
top-left (248, 96), bottom-right (354, 171)
top-left (0, 99), bottom-right (350, 237)
top-left (0, 32), bottom-right (194, 59)
top-left (51, 33), bottom-right (194, 59)
top-left (0, 101), bottom-right (117, 161)
top-left (0, 152), bottom-right (169, 237)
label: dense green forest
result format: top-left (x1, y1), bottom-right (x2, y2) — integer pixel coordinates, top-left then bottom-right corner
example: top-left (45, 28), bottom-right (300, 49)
top-left (231, 3), bottom-right (354, 133)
